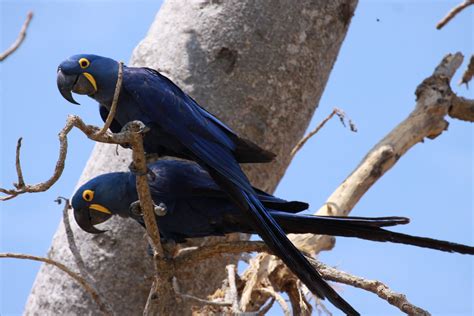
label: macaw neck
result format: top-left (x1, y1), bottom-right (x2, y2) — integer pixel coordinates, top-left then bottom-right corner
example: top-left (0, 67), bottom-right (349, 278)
top-left (90, 84), bottom-right (121, 106)
top-left (110, 173), bottom-right (139, 217)
top-left (89, 63), bottom-right (123, 106)
top-left (94, 172), bottom-right (138, 218)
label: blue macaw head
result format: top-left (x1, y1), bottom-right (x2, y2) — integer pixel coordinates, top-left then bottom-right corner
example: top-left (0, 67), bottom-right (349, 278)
top-left (57, 54), bottom-right (119, 105)
top-left (72, 172), bottom-right (136, 234)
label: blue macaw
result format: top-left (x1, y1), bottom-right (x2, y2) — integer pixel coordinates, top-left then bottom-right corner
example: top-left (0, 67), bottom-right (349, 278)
top-left (57, 54), bottom-right (351, 314)
top-left (72, 159), bottom-right (474, 257)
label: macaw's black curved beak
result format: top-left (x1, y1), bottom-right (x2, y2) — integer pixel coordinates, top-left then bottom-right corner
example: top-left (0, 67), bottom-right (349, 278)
top-left (57, 69), bottom-right (97, 105)
top-left (73, 206), bottom-right (111, 234)
top-left (57, 69), bottom-right (79, 104)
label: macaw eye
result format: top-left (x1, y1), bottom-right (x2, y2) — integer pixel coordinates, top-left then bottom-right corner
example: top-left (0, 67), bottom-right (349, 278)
top-left (82, 189), bottom-right (94, 202)
top-left (78, 58), bottom-right (90, 69)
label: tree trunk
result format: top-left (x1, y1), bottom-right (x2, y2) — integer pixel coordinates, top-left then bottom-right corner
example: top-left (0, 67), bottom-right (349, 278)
top-left (25, 1), bottom-right (357, 315)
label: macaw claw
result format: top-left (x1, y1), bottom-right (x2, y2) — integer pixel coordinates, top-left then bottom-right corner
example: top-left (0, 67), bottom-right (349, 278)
top-left (121, 120), bottom-right (150, 134)
top-left (129, 200), bottom-right (167, 217)
top-left (129, 200), bottom-right (142, 216)
top-left (128, 162), bottom-right (156, 179)
top-left (154, 202), bottom-right (167, 216)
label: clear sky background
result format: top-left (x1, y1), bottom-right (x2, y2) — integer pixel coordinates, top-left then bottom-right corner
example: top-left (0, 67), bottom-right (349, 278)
top-left (1, 1), bottom-right (472, 315)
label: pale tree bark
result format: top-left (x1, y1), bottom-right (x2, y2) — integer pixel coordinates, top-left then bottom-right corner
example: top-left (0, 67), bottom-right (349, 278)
top-left (25, 0), bottom-right (357, 315)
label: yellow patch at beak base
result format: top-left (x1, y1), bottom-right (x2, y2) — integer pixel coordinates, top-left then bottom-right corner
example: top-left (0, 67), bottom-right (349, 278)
top-left (90, 203), bottom-right (111, 215)
top-left (82, 72), bottom-right (98, 92)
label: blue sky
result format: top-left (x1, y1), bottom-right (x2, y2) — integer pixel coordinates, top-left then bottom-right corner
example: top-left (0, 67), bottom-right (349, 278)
top-left (1, 1), bottom-right (472, 315)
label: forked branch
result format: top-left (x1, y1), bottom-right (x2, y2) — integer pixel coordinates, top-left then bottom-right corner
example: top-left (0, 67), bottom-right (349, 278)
top-left (290, 107), bottom-right (356, 158)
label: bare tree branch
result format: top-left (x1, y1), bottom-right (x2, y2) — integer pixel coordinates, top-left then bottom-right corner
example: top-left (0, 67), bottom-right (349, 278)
top-left (177, 292), bottom-right (232, 307)
top-left (436, 0), bottom-right (474, 30)
top-left (290, 52), bottom-right (467, 255)
top-left (314, 296), bottom-right (333, 316)
top-left (143, 279), bottom-right (159, 316)
top-left (307, 256), bottom-right (430, 316)
top-left (175, 241), bottom-right (266, 266)
top-left (313, 53), bottom-right (463, 212)
top-left (14, 138), bottom-right (25, 189)
top-left (459, 55), bottom-right (474, 87)
top-left (172, 277), bottom-right (232, 308)
top-left (290, 108), bottom-right (356, 158)
top-left (286, 281), bottom-right (312, 315)
top-left (56, 197), bottom-right (96, 285)
top-left (449, 95), bottom-right (474, 121)
top-left (0, 253), bottom-right (111, 315)
top-left (0, 119), bottom-right (71, 200)
top-left (0, 115), bottom-right (133, 200)
top-left (0, 11), bottom-right (33, 62)
top-left (226, 264), bottom-right (240, 313)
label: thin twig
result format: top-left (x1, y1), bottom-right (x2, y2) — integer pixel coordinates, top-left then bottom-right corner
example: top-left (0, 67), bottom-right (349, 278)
top-left (172, 277), bottom-right (232, 308)
top-left (226, 264), bottom-right (240, 313)
top-left (290, 108), bottom-right (354, 158)
top-left (436, 0), bottom-right (474, 30)
top-left (56, 197), bottom-right (96, 284)
top-left (257, 287), bottom-right (291, 316)
top-left (314, 296), bottom-right (333, 316)
top-left (0, 11), bottom-right (33, 61)
top-left (0, 253), bottom-right (111, 315)
top-left (459, 55), bottom-right (474, 87)
top-left (178, 292), bottom-right (232, 307)
top-left (257, 298), bottom-right (276, 316)
top-left (178, 286), bottom-right (232, 308)
top-left (143, 279), bottom-right (159, 316)
top-left (175, 241), bottom-right (266, 266)
top-left (98, 62), bottom-right (124, 135)
top-left (14, 138), bottom-right (25, 189)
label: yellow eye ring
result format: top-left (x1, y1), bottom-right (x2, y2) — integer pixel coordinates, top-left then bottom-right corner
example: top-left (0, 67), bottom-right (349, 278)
top-left (78, 58), bottom-right (90, 69)
top-left (82, 189), bottom-right (94, 202)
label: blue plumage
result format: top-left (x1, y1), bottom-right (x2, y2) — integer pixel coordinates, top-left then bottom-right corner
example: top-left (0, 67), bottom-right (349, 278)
top-left (57, 55), bottom-right (348, 314)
